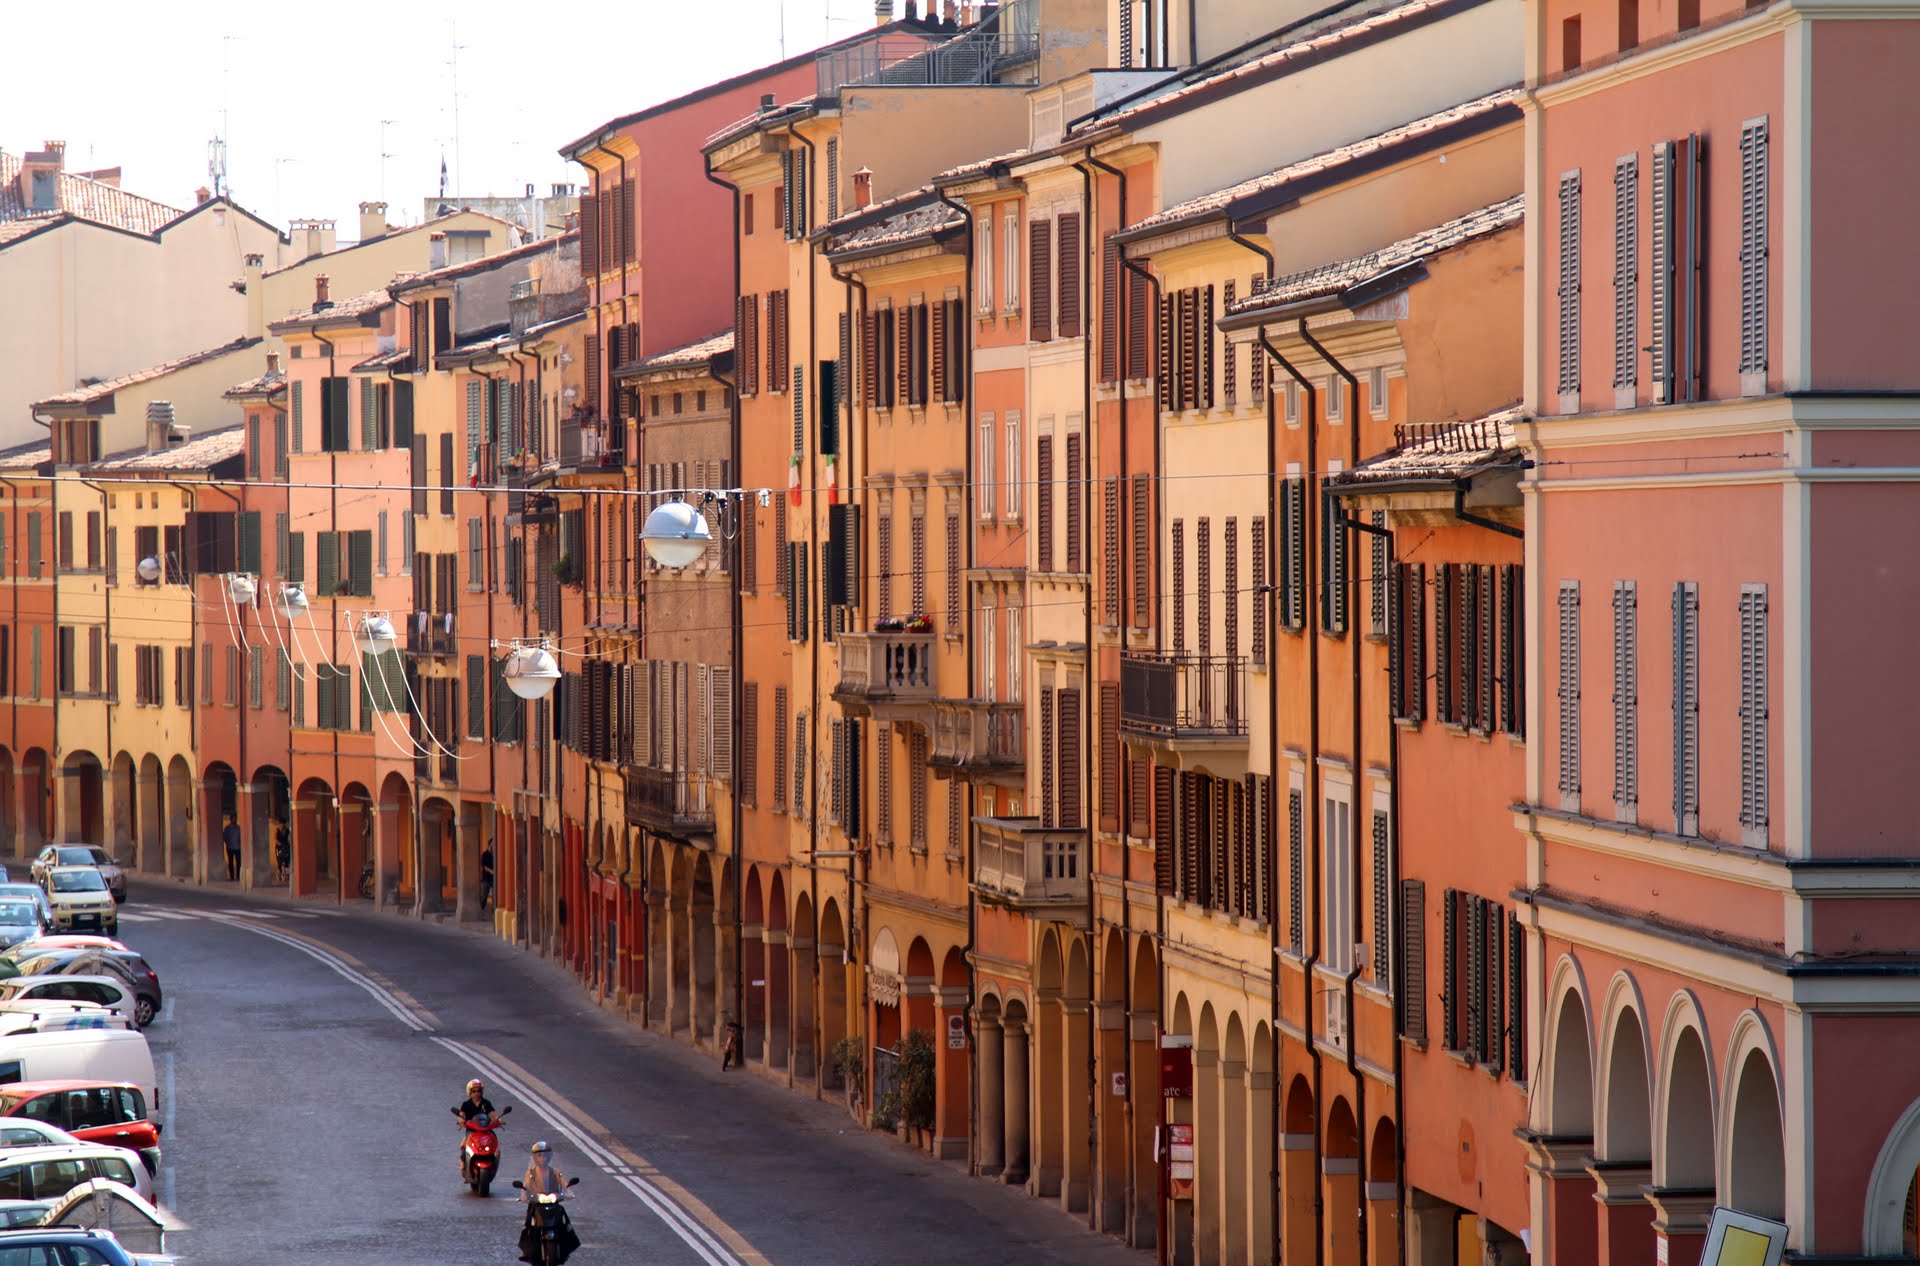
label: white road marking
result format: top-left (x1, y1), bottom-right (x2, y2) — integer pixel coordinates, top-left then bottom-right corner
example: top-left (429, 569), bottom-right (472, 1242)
top-left (202, 912), bottom-right (753, 1266)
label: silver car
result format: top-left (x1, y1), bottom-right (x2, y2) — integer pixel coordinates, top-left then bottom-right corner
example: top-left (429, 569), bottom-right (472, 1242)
top-left (0, 901), bottom-right (43, 951)
top-left (31, 848), bottom-right (124, 904)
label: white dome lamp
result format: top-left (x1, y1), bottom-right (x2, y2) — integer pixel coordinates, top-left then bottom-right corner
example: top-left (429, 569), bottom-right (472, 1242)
top-left (227, 574), bottom-right (258, 607)
top-left (275, 585), bottom-right (310, 621)
top-left (639, 499), bottom-right (715, 570)
top-left (502, 644), bottom-right (562, 701)
top-left (353, 614), bottom-right (397, 657)
top-left (135, 556), bottom-right (162, 584)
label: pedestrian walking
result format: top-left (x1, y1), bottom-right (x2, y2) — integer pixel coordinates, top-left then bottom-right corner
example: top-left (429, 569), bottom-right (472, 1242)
top-left (480, 846), bottom-right (495, 911)
top-left (721, 1014), bottom-right (744, 1070)
top-left (274, 818), bottom-right (291, 884)
top-left (222, 812), bottom-right (242, 882)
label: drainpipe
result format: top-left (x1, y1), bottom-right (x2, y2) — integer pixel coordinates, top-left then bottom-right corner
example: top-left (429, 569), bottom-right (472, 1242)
top-left (506, 343), bottom-right (538, 944)
top-left (1453, 484), bottom-right (1523, 539)
top-left (1257, 325), bottom-right (1324, 1264)
top-left (702, 149), bottom-right (748, 1061)
top-left (183, 472), bottom-right (246, 878)
top-left (0, 472), bottom-right (22, 832)
top-left (1297, 319), bottom-right (1367, 1259)
top-left (931, 182), bottom-right (986, 1181)
top-left (311, 323), bottom-right (345, 903)
top-left (1217, 225), bottom-right (1278, 1265)
top-left (74, 473), bottom-right (119, 862)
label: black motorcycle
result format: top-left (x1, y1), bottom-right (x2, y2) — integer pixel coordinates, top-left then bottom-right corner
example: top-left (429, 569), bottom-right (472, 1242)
top-left (512, 1175), bottom-right (581, 1265)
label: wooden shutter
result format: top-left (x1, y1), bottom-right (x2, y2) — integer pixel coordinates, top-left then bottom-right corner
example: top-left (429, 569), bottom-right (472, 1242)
top-left (861, 310), bottom-right (879, 408)
top-left (930, 301), bottom-right (947, 404)
top-left (1738, 118), bottom-right (1770, 377)
top-left (1442, 889), bottom-right (1459, 1049)
top-left (1039, 685), bottom-right (1056, 828)
top-left (1282, 478), bottom-right (1305, 630)
top-left (1251, 517), bottom-right (1267, 665)
top-left (1671, 580), bottom-right (1699, 833)
top-left (1127, 266), bottom-right (1150, 380)
top-left (1056, 212), bottom-right (1082, 337)
top-left (1434, 564), bottom-right (1455, 723)
top-left (710, 666), bottom-right (734, 780)
top-left (771, 687), bottom-right (788, 810)
top-left (1064, 432), bottom-right (1084, 575)
top-left (1057, 686), bottom-right (1081, 829)
top-left (1558, 581), bottom-right (1582, 802)
top-left (1222, 282), bottom-right (1238, 404)
top-left (1153, 764), bottom-right (1176, 892)
top-left (1612, 580), bottom-right (1639, 815)
top-left (1390, 562), bottom-right (1408, 719)
top-left (1501, 564), bottom-right (1525, 736)
top-left (1507, 912), bottom-right (1526, 1076)
top-left (1556, 171), bottom-right (1582, 399)
top-left (1170, 520), bottom-right (1185, 653)
top-left (739, 681), bottom-right (758, 805)
top-left (580, 191), bottom-right (598, 274)
top-left (1100, 236), bottom-right (1120, 382)
top-left (1099, 681), bottom-right (1120, 831)
top-left (1131, 475), bottom-right (1150, 627)
top-left (1649, 141), bottom-right (1676, 402)
top-left (1287, 787), bottom-right (1304, 953)
top-left (1408, 563), bottom-right (1427, 719)
top-left (1612, 154), bottom-right (1639, 390)
top-left (316, 533), bottom-right (338, 595)
top-left (1028, 219), bottom-right (1052, 343)
top-left (1739, 584), bottom-right (1770, 833)
top-left (1156, 292), bottom-right (1175, 411)
top-left (1035, 436), bottom-right (1054, 572)
top-left (1371, 811), bottom-right (1391, 988)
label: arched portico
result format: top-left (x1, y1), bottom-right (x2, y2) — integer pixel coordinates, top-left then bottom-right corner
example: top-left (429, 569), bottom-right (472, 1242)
top-left (417, 796), bottom-right (455, 914)
top-left (19, 748), bottom-right (50, 858)
top-left (135, 754), bottom-right (163, 874)
top-left (164, 756), bottom-right (192, 878)
top-left (249, 765), bottom-right (289, 887)
top-left (294, 776), bottom-right (336, 898)
top-left (375, 772), bottom-right (409, 908)
top-left (108, 752), bottom-right (135, 864)
top-left (59, 751), bottom-right (103, 846)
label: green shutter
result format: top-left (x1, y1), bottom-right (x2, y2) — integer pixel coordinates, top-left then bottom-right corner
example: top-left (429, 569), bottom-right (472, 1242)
top-left (361, 378), bottom-right (377, 451)
top-left (316, 532), bottom-right (338, 594)
top-left (238, 512), bottom-right (261, 574)
top-left (291, 381), bottom-right (304, 453)
top-left (349, 531), bottom-right (373, 596)
top-left (467, 655), bottom-right (486, 738)
top-left (466, 382), bottom-right (483, 479)
top-left (393, 381), bottom-right (414, 448)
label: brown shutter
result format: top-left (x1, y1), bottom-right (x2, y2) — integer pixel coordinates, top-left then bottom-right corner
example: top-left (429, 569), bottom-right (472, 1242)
top-left (930, 299), bottom-right (947, 404)
top-left (895, 306), bottom-right (911, 407)
top-left (1058, 686), bottom-right (1082, 830)
top-left (1131, 474), bottom-right (1151, 628)
top-left (1039, 685), bottom-right (1056, 828)
top-left (1127, 268), bottom-right (1151, 380)
top-left (1400, 880), bottom-right (1427, 1041)
top-left (1035, 436), bottom-right (1054, 572)
top-left (1100, 236), bottom-right (1121, 382)
top-left (1157, 292), bottom-right (1175, 410)
top-left (1099, 681), bottom-right (1120, 832)
top-left (1056, 212), bottom-right (1082, 337)
top-left (1028, 219), bottom-right (1052, 343)
top-left (862, 310), bottom-right (879, 407)
top-left (1153, 763), bottom-right (1176, 893)
top-left (1102, 477), bottom-right (1121, 626)
top-left (1065, 432), bottom-right (1084, 574)
top-left (580, 192), bottom-right (598, 274)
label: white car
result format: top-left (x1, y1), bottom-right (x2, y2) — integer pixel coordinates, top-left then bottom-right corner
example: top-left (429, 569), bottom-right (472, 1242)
top-left (40, 869), bottom-right (117, 935)
top-left (0, 1116), bottom-right (84, 1150)
top-left (0, 979), bottom-right (138, 1029)
top-left (0, 1141), bottom-right (153, 1202)
top-left (30, 848), bottom-right (124, 904)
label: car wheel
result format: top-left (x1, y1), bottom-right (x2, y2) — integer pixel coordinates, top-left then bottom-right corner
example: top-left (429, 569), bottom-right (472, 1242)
top-left (135, 996), bottom-right (157, 1028)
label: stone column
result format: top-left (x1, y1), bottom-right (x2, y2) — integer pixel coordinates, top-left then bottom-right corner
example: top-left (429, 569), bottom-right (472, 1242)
top-left (1587, 1162), bottom-right (1656, 1266)
top-left (236, 781), bottom-right (263, 889)
top-left (1219, 1050), bottom-right (1248, 1266)
top-left (763, 927), bottom-right (789, 1068)
top-left (1129, 1012), bottom-right (1161, 1249)
top-left (713, 908), bottom-right (736, 1045)
top-left (934, 986), bottom-right (970, 1160)
top-left (1524, 1135), bottom-right (1598, 1266)
top-left (975, 1013), bottom-right (1005, 1176)
top-left (1365, 1180), bottom-right (1398, 1266)
top-left (1645, 1186), bottom-right (1716, 1266)
top-left (645, 889), bottom-right (670, 1031)
top-left (1003, 1015), bottom-right (1030, 1185)
top-left (1477, 1215), bottom-right (1528, 1265)
top-left (1405, 1189), bottom-right (1458, 1266)
top-left (1061, 998), bottom-right (1091, 1211)
top-left (1248, 1063), bottom-right (1275, 1263)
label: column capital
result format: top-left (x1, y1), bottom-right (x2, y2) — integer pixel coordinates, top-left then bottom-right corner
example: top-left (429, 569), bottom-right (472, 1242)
top-left (1093, 1001), bottom-right (1127, 1031)
top-left (1128, 1012), bottom-right (1158, 1042)
top-left (936, 986), bottom-right (969, 1010)
top-left (1586, 1161), bottom-right (1654, 1205)
top-left (1519, 1131), bottom-right (1595, 1178)
top-left (1643, 1186), bottom-right (1717, 1234)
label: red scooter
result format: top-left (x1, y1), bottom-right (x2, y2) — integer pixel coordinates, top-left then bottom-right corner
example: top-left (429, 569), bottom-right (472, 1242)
top-left (451, 1103), bottom-right (511, 1195)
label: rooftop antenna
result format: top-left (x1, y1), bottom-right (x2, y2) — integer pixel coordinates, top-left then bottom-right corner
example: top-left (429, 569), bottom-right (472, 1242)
top-left (448, 21), bottom-right (468, 200)
top-left (379, 119), bottom-right (398, 202)
top-left (210, 34), bottom-right (239, 197)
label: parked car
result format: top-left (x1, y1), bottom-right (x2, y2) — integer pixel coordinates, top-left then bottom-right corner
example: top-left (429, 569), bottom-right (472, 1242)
top-left (0, 906), bottom-right (43, 954)
top-left (0, 892), bottom-right (54, 942)
top-left (0, 1227), bottom-right (144, 1263)
top-left (0, 982), bottom-right (136, 1031)
top-left (0, 1033), bottom-right (157, 1129)
top-left (0, 1142), bottom-right (152, 1203)
top-left (0, 1009), bottom-right (131, 1037)
top-left (0, 1117), bottom-right (84, 1151)
top-left (5, 955), bottom-right (159, 1028)
top-left (39, 872), bottom-right (115, 936)
top-left (29, 850), bottom-right (124, 905)
top-left (0, 1083), bottom-right (160, 1177)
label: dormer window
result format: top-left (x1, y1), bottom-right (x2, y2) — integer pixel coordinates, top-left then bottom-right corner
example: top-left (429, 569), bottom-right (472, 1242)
top-left (29, 170), bottom-right (55, 212)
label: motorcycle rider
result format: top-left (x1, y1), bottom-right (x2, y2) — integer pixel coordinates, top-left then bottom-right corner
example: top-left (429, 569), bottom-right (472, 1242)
top-left (518, 1140), bottom-right (581, 1264)
top-left (455, 1078), bottom-right (502, 1160)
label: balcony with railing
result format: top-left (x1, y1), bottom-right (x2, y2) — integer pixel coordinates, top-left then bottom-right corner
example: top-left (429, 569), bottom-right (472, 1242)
top-left (1120, 652), bottom-right (1250, 746)
top-left (929, 698), bottom-right (1023, 784)
top-left (554, 415), bottom-right (622, 473)
top-left (406, 614), bottom-right (457, 658)
top-left (971, 816), bottom-right (1089, 926)
top-left (833, 631), bottom-right (936, 721)
top-left (624, 765), bottom-right (715, 838)
top-left (816, 0), bottom-right (1040, 95)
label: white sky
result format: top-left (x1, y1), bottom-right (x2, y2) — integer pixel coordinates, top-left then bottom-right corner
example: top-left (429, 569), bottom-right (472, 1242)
top-left (4, 0), bottom-right (879, 236)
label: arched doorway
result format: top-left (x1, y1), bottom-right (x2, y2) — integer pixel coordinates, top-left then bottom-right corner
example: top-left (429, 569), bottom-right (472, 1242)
top-left (164, 756), bottom-right (192, 878)
top-left (59, 752), bottom-right (103, 846)
top-left (294, 777), bottom-right (336, 898)
top-left (339, 782), bottom-right (373, 902)
top-left (1661, 1024), bottom-right (1715, 1190)
top-left (109, 753), bottom-right (135, 864)
top-left (646, 841), bottom-right (671, 1032)
top-left (200, 763), bottom-right (238, 881)
top-left (1324, 1097), bottom-right (1361, 1266)
top-left (1220, 1013), bottom-right (1249, 1265)
top-left (376, 772), bottom-right (410, 908)
top-left (1061, 937), bottom-right (1092, 1211)
top-left (742, 872), bottom-right (766, 1063)
top-left (766, 871), bottom-right (790, 1071)
top-left (136, 755), bottom-right (163, 874)
top-left (1726, 1048), bottom-right (1785, 1220)
top-left (20, 748), bottom-right (50, 857)
top-left (1032, 932), bottom-right (1065, 1199)
top-left (790, 888), bottom-right (816, 1079)
top-left (1002, 995), bottom-right (1031, 1187)
top-left (668, 849), bottom-right (695, 1037)
top-left (0, 749), bottom-right (16, 859)
top-left (818, 898), bottom-right (849, 1094)
top-left (1281, 1075), bottom-right (1317, 1266)
top-left (1166, 993), bottom-right (1195, 1265)
top-left (250, 766), bottom-right (289, 887)
top-left (1130, 937), bottom-right (1162, 1248)
top-left (418, 796), bottom-right (454, 913)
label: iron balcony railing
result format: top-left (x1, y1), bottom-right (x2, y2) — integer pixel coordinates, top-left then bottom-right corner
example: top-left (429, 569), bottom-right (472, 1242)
top-left (556, 417), bottom-right (621, 470)
top-left (1119, 651), bottom-right (1249, 739)
top-left (406, 615), bottom-right (457, 657)
top-left (624, 765), bottom-right (715, 835)
top-left (816, 0), bottom-right (1040, 95)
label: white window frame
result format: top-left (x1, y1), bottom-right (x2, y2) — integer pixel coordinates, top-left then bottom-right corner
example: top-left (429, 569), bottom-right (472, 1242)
top-left (977, 414), bottom-right (997, 522)
top-left (1368, 366), bottom-right (1389, 419)
top-left (1326, 374), bottom-right (1344, 421)
top-left (976, 215), bottom-right (995, 314)
top-left (980, 600), bottom-right (998, 701)
top-left (1003, 206), bottom-right (1022, 315)
top-left (1004, 411), bottom-right (1022, 520)
top-left (1322, 780), bottom-right (1354, 973)
top-left (1284, 379), bottom-right (1300, 427)
top-left (1006, 602), bottom-right (1022, 702)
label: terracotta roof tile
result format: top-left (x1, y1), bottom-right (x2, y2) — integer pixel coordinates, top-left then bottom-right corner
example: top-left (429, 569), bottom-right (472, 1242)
top-left (0, 442), bottom-right (50, 470)
top-left (34, 337), bottom-right (262, 409)
top-left (1333, 405), bottom-right (1525, 486)
top-left (826, 196), bottom-right (964, 256)
top-left (269, 286), bottom-right (391, 331)
top-left (616, 330), bottom-right (733, 378)
top-left (1227, 194), bottom-right (1523, 315)
top-left (224, 367), bottom-right (288, 399)
top-left (85, 426), bottom-right (246, 474)
top-left (0, 151), bottom-right (180, 237)
top-left (390, 231), bottom-right (569, 292)
top-left (1122, 89), bottom-right (1521, 238)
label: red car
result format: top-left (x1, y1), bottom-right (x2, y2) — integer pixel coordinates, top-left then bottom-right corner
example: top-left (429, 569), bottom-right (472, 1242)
top-left (0, 1079), bottom-right (160, 1175)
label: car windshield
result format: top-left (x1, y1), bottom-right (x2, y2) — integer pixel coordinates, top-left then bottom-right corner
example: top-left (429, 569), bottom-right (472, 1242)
top-left (49, 873), bottom-right (104, 894)
top-left (0, 888), bottom-right (43, 906)
top-left (54, 849), bottom-right (95, 867)
top-left (0, 906), bottom-right (34, 926)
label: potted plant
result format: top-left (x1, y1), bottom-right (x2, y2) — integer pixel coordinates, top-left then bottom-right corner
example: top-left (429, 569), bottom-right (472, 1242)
top-left (895, 1029), bottom-right (937, 1147)
top-left (830, 1035), bottom-right (865, 1119)
top-left (901, 614), bottom-right (934, 634)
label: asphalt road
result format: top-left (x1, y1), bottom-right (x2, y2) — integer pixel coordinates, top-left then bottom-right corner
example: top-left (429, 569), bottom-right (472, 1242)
top-left (125, 879), bottom-right (1147, 1265)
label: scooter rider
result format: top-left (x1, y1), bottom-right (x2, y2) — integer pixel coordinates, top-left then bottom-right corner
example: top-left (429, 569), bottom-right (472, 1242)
top-left (456, 1078), bottom-right (502, 1157)
top-left (518, 1140), bottom-right (581, 1264)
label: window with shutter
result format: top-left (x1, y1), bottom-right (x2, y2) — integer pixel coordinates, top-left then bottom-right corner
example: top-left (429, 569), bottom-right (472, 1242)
top-left (1612, 154), bottom-right (1639, 394)
top-left (1287, 784), bottom-right (1304, 954)
top-left (1319, 485), bottom-right (1348, 636)
top-left (1671, 581), bottom-right (1699, 835)
top-left (1371, 810), bottom-right (1392, 989)
top-left (1102, 479), bottom-right (1121, 626)
top-left (1222, 282), bottom-right (1238, 404)
top-left (1738, 118), bottom-right (1770, 383)
top-left (1739, 584), bottom-right (1769, 840)
top-left (930, 301), bottom-right (946, 405)
top-left (1028, 219), bottom-right (1052, 342)
top-left (1612, 580), bottom-right (1639, 820)
top-left (1034, 435), bottom-right (1052, 570)
top-left (1039, 685), bottom-right (1056, 830)
top-left (1368, 512), bottom-right (1388, 638)
top-left (1476, 565), bottom-right (1496, 731)
top-left (1649, 140), bottom-right (1675, 402)
top-left (1157, 292), bottom-right (1175, 412)
top-left (1251, 517), bottom-right (1267, 665)
top-left (1500, 565), bottom-right (1525, 736)
top-left (1484, 898), bottom-right (1505, 1074)
top-left (1100, 236), bottom-right (1121, 382)
top-left (1170, 520), bottom-right (1186, 653)
top-left (1058, 687), bottom-right (1082, 829)
top-left (1557, 581), bottom-right (1582, 807)
top-left (1442, 889), bottom-right (1460, 1050)
top-left (1435, 564), bottom-right (1456, 723)
top-left (1153, 763), bottom-right (1176, 893)
top-left (1556, 171), bottom-right (1583, 403)
top-left (1056, 212), bottom-right (1081, 337)
top-left (467, 656), bottom-right (486, 739)
top-left (910, 728), bottom-right (929, 850)
top-left (291, 381), bottom-right (304, 454)
top-left (1131, 475), bottom-right (1150, 628)
top-left (1281, 476), bottom-right (1306, 631)
top-left (1099, 680), bottom-right (1120, 831)
top-left (1224, 517), bottom-right (1239, 661)
top-left (1003, 412), bottom-right (1020, 519)
top-left (1065, 432), bottom-right (1083, 575)
top-left (1507, 912), bottom-right (1526, 1078)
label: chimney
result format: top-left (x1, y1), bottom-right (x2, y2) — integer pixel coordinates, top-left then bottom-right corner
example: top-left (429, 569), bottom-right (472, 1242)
top-left (146, 401), bottom-right (176, 453)
top-left (194, 186), bottom-right (211, 205)
top-left (760, 93), bottom-right (778, 112)
top-left (358, 200), bottom-right (389, 243)
top-left (17, 141), bottom-right (65, 214)
top-left (429, 232), bottom-right (447, 271)
top-left (875, 0), bottom-right (894, 26)
top-left (853, 167), bottom-right (874, 210)
top-left (243, 252), bottom-right (266, 339)
top-left (314, 274), bottom-right (332, 310)
top-left (266, 351), bottom-right (282, 376)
